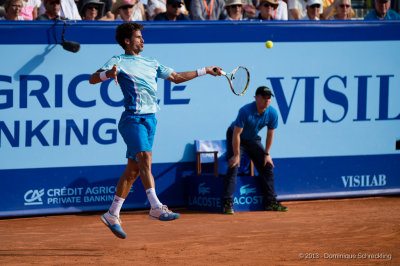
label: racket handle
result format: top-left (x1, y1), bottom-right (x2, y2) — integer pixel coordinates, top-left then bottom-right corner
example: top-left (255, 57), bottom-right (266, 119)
top-left (213, 67), bottom-right (226, 76)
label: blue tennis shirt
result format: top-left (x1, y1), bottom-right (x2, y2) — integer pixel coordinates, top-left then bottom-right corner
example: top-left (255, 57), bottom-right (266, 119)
top-left (101, 54), bottom-right (174, 114)
top-left (230, 101), bottom-right (278, 140)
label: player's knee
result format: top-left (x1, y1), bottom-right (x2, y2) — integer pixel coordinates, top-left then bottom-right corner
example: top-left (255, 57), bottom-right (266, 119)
top-left (137, 151), bottom-right (152, 164)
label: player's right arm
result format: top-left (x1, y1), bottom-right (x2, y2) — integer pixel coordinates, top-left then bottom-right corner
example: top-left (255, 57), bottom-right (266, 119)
top-left (89, 64), bottom-right (118, 85)
top-left (229, 126), bottom-right (243, 168)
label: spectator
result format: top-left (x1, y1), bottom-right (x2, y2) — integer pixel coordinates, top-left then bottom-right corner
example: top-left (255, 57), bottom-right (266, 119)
top-left (225, 0), bottom-right (245, 20)
top-left (324, 0), bottom-right (352, 19)
top-left (252, 0), bottom-right (287, 19)
top-left (148, 0), bottom-right (189, 20)
top-left (80, 0), bottom-right (105, 20)
top-left (190, 0), bottom-right (227, 20)
top-left (257, 0), bottom-right (278, 20)
top-left (78, 0), bottom-right (113, 19)
top-left (288, 0), bottom-right (306, 19)
top-left (111, 0), bottom-right (146, 21)
top-left (1, 0), bottom-right (24, 19)
top-left (36, 0), bottom-right (64, 19)
top-left (154, 0), bottom-right (190, 20)
top-left (20, 0), bottom-right (41, 20)
top-left (302, 0), bottom-right (322, 19)
top-left (364, 0), bottom-right (400, 19)
top-left (38, 0), bottom-right (82, 19)
top-left (242, 0), bottom-right (256, 18)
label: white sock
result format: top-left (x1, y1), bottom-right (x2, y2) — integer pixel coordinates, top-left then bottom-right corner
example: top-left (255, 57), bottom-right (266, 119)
top-left (109, 195), bottom-right (125, 217)
top-left (146, 188), bottom-right (163, 209)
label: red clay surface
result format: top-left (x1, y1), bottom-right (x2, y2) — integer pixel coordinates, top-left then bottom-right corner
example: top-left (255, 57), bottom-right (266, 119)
top-left (0, 196), bottom-right (399, 265)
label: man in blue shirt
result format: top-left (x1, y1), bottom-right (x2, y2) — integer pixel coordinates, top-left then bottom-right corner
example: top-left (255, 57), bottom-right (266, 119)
top-left (223, 86), bottom-right (288, 214)
top-left (364, 0), bottom-right (400, 19)
top-left (89, 22), bottom-right (222, 239)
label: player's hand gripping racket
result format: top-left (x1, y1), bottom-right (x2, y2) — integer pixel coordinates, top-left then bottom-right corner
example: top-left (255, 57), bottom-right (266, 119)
top-left (214, 66), bottom-right (250, 96)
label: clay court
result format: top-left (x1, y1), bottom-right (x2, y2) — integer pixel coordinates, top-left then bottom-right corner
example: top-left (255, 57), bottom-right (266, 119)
top-left (0, 196), bottom-right (399, 265)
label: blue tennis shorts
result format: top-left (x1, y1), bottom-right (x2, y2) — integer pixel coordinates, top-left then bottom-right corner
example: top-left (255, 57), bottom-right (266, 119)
top-left (118, 112), bottom-right (157, 161)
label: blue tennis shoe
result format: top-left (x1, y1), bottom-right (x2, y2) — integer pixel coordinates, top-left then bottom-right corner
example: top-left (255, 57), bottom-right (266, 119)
top-left (149, 205), bottom-right (180, 221)
top-left (100, 211), bottom-right (127, 239)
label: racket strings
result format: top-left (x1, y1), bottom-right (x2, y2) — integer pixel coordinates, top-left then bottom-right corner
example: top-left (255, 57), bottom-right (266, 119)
top-left (231, 67), bottom-right (249, 95)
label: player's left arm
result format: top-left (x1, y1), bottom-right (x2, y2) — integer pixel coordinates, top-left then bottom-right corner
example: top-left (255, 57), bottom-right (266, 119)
top-left (167, 67), bottom-right (222, 84)
top-left (264, 129), bottom-right (275, 168)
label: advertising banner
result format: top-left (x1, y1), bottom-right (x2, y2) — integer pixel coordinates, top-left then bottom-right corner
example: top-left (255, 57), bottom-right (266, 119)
top-left (1, 21), bottom-right (399, 217)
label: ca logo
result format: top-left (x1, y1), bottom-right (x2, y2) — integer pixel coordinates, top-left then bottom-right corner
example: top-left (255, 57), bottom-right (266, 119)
top-left (24, 189), bottom-right (45, 205)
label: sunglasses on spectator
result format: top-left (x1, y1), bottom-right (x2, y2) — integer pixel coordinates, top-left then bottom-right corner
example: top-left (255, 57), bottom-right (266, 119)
top-left (339, 4), bottom-right (350, 7)
top-left (310, 4), bottom-right (320, 8)
top-left (86, 5), bottom-right (99, 10)
top-left (230, 4), bottom-right (242, 8)
top-left (49, 1), bottom-right (61, 4)
top-left (120, 5), bottom-right (133, 9)
top-left (263, 3), bottom-right (276, 8)
top-left (171, 3), bottom-right (182, 8)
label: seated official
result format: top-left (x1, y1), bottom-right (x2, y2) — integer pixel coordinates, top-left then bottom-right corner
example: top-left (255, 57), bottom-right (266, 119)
top-left (154, 0), bottom-right (190, 20)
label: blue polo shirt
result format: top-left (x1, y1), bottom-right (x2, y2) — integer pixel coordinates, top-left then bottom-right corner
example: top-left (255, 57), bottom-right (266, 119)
top-left (101, 54), bottom-right (174, 114)
top-left (230, 101), bottom-right (278, 140)
top-left (364, 9), bottom-right (400, 20)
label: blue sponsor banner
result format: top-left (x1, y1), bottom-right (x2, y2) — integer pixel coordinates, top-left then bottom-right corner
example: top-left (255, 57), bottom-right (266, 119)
top-left (0, 162), bottom-right (193, 217)
top-left (187, 154), bottom-right (400, 213)
top-left (1, 22), bottom-right (400, 217)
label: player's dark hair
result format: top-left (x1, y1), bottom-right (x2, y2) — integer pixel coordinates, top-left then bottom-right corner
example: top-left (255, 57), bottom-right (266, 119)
top-left (115, 22), bottom-right (144, 50)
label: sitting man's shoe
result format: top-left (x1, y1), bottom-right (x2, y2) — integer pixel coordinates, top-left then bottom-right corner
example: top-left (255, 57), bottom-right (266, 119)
top-left (265, 201), bottom-right (289, 212)
top-left (149, 205), bottom-right (180, 221)
top-left (223, 199), bottom-right (234, 214)
top-left (100, 211), bottom-right (127, 239)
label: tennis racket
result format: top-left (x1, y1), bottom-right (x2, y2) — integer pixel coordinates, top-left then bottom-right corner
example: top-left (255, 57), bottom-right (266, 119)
top-left (214, 66), bottom-right (250, 96)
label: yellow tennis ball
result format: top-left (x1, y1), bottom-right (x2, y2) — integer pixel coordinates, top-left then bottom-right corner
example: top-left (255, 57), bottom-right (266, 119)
top-left (266, 41), bottom-right (273, 49)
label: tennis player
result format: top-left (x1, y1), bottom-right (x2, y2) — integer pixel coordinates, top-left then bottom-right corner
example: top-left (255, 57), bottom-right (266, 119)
top-left (222, 86), bottom-right (288, 214)
top-left (89, 22), bottom-right (222, 239)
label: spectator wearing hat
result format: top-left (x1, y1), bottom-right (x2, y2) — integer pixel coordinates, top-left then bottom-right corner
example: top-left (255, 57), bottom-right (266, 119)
top-left (1, 0), bottom-right (24, 20)
top-left (225, 0), bottom-right (245, 20)
top-left (80, 0), bottom-right (105, 19)
top-left (111, 0), bottom-right (146, 21)
top-left (364, 0), bottom-right (400, 19)
top-left (190, 0), bottom-right (227, 20)
top-left (36, 0), bottom-right (64, 19)
top-left (302, 0), bottom-right (322, 19)
top-left (154, 0), bottom-right (190, 20)
top-left (222, 86), bottom-right (289, 215)
top-left (257, 0), bottom-right (278, 20)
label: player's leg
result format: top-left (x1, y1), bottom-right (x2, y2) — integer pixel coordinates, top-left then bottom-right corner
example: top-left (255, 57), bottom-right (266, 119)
top-left (100, 158), bottom-right (139, 239)
top-left (130, 115), bottom-right (179, 221)
top-left (136, 151), bottom-right (180, 221)
top-left (223, 127), bottom-right (238, 214)
top-left (244, 138), bottom-right (288, 212)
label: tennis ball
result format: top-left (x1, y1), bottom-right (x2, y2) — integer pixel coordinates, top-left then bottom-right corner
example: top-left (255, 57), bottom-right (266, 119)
top-left (266, 41), bottom-right (273, 49)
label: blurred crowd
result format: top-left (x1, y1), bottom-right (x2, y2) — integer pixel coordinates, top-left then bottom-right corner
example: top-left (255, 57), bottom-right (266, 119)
top-left (0, 0), bottom-right (399, 21)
